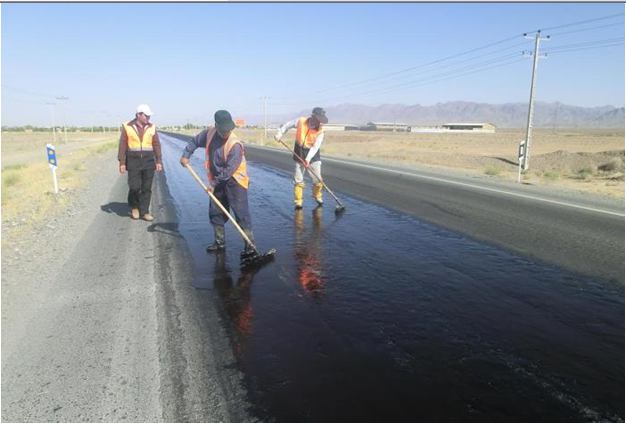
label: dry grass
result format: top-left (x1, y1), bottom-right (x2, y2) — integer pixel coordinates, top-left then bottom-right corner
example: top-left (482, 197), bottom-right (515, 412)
top-left (228, 127), bottom-right (624, 199)
top-left (1, 131), bottom-right (118, 244)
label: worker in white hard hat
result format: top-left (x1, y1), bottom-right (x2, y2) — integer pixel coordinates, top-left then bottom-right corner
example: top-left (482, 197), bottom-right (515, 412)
top-left (118, 104), bottom-right (163, 221)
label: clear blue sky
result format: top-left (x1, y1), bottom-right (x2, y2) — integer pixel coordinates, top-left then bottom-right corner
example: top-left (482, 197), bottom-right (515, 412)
top-left (1, 3), bottom-right (624, 126)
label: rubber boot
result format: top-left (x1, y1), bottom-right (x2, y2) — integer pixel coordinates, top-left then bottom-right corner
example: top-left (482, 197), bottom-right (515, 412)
top-left (294, 183), bottom-right (304, 209)
top-left (206, 225), bottom-right (226, 253)
top-left (240, 228), bottom-right (258, 265)
top-left (312, 183), bottom-right (324, 206)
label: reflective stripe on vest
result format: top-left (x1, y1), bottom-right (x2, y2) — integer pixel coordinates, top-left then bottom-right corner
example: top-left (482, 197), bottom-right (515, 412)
top-left (204, 128), bottom-right (249, 189)
top-left (123, 122), bottom-right (156, 151)
top-left (295, 117), bottom-right (323, 148)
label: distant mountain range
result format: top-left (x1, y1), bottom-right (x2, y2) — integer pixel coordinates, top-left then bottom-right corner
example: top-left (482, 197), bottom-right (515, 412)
top-left (261, 101), bottom-right (624, 128)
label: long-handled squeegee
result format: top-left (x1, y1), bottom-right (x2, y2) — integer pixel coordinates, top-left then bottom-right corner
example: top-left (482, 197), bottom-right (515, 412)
top-left (185, 164), bottom-right (276, 269)
top-left (275, 138), bottom-right (346, 214)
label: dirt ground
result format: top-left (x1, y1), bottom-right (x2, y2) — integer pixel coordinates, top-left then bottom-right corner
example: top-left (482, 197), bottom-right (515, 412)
top-left (1, 130), bottom-right (115, 167)
top-left (1, 130), bottom-right (119, 248)
top-left (230, 127), bottom-right (625, 199)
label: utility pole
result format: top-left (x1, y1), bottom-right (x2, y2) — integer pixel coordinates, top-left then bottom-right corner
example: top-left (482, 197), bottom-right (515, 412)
top-left (261, 96), bottom-right (269, 141)
top-left (521, 30), bottom-right (549, 171)
top-left (45, 102), bottom-right (57, 144)
top-left (56, 96), bottom-right (69, 143)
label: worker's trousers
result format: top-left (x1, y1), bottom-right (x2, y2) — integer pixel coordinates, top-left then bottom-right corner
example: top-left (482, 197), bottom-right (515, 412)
top-left (126, 153), bottom-right (155, 215)
top-left (293, 160), bottom-right (322, 185)
top-left (210, 178), bottom-right (252, 230)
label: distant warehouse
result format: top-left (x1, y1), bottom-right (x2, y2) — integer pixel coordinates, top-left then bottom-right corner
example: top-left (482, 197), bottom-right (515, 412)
top-left (361, 122), bottom-right (412, 132)
top-left (441, 122), bottom-right (496, 133)
top-left (323, 123), bottom-right (350, 131)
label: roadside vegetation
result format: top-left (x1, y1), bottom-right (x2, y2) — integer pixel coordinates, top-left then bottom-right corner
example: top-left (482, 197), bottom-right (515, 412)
top-left (1, 130), bottom-right (118, 245)
top-left (194, 127), bottom-right (623, 199)
top-left (484, 166), bottom-right (503, 176)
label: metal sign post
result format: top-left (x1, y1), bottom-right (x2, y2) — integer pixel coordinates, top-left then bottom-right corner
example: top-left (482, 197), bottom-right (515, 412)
top-left (518, 140), bottom-right (526, 184)
top-left (46, 144), bottom-right (59, 194)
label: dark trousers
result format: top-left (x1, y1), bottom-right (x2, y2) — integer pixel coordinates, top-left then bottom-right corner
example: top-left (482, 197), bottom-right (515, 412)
top-left (126, 153), bottom-right (155, 215)
top-left (210, 178), bottom-right (252, 230)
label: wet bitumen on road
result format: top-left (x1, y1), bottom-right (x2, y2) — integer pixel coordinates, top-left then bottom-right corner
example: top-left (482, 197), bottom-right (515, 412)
top-left (160, 134), bottom-right (624, 423)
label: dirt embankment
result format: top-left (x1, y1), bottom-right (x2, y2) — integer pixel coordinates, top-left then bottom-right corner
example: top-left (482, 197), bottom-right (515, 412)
top-left (1, 131), bottom-right (119, 251)
top-left (170, 127), bottom-right (623, 199)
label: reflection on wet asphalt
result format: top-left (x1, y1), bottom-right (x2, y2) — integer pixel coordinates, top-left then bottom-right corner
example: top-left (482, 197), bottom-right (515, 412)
top-left (160, 135), bottom-right (624, 422)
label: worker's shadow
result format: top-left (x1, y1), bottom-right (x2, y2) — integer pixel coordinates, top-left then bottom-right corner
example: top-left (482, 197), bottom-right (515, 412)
top-left (147, 222), bottom-right (184, 239)
top-left (210, 251), bottom-right (262, 354)
top-left (100, 202), bottom-right (130, 217)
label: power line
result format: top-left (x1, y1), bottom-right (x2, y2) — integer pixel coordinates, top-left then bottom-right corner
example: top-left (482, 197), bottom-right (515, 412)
top-left (361, 53), bottom-right (522, 93)
top-left (324, 42), bottom-right (529, 94)
top-left (314, 56), bottom-right (527, 104)
top-left (273, 45), bottom-right (528, 107)
top-left (307, 35), bottom-right (523, 96)
top-left (544, 41), bottom-right (624, 55)
top-left (1, 84), bottom-right (58, 99)
top-left (550, 20), bottom-right (624, 37)
top-left (266, 37), bottom-right (524, 102)
top-left (371, 58), bottom-right (526, 97)
top-left (273, 13), bottom-right (623, 104)
top-left (268, 13), bottom-right (623, 113)
top-left (274, 36), bottom-right (622, 107)
top-left (540, 12), bottom-right (623, 31)
top-left (270, 53), bottom-right (527, 108)
top-left (288, 48), bottom-right (527, 106)
top-left (546, 36), bottom-right (625, 51)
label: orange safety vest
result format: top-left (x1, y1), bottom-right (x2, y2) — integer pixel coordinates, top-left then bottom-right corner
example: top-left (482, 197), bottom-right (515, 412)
top-left (122, 121), bottom-right (156, 151)
top-left (204, 127), bottom-right (249, 189)
top-left (295, 117), bottom-right (323, 148)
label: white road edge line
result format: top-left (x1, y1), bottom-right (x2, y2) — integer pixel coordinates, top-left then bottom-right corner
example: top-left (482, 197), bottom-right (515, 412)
top-left (322, 156), bottom-right (625, 218)
top-left (175, 140), bottom-right (624, 219)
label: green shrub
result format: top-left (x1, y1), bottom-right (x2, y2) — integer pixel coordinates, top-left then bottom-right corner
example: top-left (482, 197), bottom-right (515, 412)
top-left (2, 173), bottom-right (21, 188)
top-left (94, 141), bottom-right (118, 154)
top-left (573, 167), bottom-right (594, 180)
top-left (543, 171), bottom-right (560, 181)
top-left (2, 164), bottom-right (26, 171)
top-left (484, 166), bottom-right (501, 176)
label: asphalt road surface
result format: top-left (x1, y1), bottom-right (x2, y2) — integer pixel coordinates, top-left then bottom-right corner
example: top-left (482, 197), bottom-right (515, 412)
top-left (1, 157), bottom-right (255, 422)
top-left (242, 142), bottom-right (625, 285)
top-left (2, 133), bottom-right (622, 422)
top-left (159, 133), bottom-right (624, 422)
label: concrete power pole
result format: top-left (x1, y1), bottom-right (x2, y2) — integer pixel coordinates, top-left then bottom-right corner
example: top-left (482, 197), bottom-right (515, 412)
top-left (56, 96), bottom-right (69, 143)
top-left (521, 30), bottom-right (549, 171)
top-left (46, 102), bottom-right (57, 144)
top-left (261, 96), bottom-right (269, 140)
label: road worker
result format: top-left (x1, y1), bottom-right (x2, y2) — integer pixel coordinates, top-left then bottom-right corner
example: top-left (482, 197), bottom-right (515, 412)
top-left (274, 107), bottom-right (328, 209)
top-left (118, 104), bottom-right (163, 221)
top-left (180, 110), bottom-right (256, 255)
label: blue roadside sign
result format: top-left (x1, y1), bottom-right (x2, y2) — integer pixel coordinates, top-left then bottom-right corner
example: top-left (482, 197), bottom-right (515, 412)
top-left (46, 144), bottom-right (57, 167)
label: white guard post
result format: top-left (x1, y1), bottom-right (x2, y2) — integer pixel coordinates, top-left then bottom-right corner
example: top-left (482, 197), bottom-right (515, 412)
top-left (46, 144), bottom-right (59, 194)
top-left (517, 140), bottom-right (526, 184)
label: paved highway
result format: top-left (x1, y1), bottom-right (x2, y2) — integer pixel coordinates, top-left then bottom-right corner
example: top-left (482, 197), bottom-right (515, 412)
top-left (4, 133), bottom-right (621, 422)
top-left (243, 143), bottom-right (625, 284)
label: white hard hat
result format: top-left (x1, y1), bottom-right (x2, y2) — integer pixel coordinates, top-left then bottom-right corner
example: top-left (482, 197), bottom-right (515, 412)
top-left (136, 104), bottom-right (153, 116)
